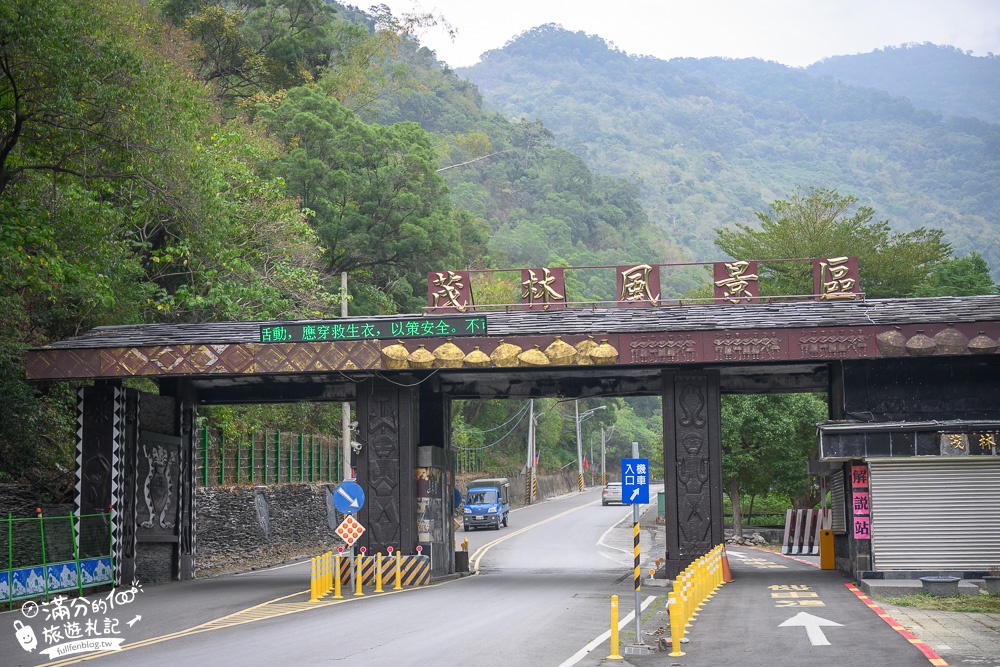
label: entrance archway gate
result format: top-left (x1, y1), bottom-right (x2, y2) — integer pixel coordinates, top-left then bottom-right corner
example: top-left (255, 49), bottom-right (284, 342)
top-left (26, 290), bottom-right (1000, 581)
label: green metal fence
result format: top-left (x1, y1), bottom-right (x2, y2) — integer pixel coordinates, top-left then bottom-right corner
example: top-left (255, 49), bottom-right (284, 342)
top-left (199, 427), bottom-right (342, 486)
top-left (2, 511), bottom-right (113, 607)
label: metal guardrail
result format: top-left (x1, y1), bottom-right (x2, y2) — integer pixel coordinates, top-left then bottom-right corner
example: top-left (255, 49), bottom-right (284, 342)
top-left (2, 511), bottom-right (113, 608)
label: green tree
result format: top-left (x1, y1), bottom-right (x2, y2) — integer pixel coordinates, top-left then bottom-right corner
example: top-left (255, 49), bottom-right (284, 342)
top-left (908, 251), bottom-right (997, 297)
top-left (256, 86), bottom-right (464, 312)
top-left (721, 394), bottom-right (827, 536)
top-left (0, 1), bottom-right (338, 488)
top-left (0, 0), bottom-right (155, 197)
top-left (715, 187), bottom-right (952, 298)
top-left (174, 0), bottom-right (338, 111)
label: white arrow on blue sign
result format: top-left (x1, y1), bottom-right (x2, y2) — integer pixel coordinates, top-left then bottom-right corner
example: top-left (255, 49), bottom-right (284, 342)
top-left (333, 480), bottom-right (365, 514)
top-left (621, 458), bottom-right (649, 505)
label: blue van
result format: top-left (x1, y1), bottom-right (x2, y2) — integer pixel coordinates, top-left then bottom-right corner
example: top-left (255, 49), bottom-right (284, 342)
top-left (462, 478), bottom-right (510, 531)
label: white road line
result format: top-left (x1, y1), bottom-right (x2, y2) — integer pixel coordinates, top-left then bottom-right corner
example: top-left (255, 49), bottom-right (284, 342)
top-left (558, 595), bottom-right (659, 667)
top-left (234, 560), bottom-right (308, 575)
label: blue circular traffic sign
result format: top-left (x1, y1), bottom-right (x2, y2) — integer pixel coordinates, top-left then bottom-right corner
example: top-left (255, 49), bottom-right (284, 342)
top-left (333, 480), bottom-right (365, 514)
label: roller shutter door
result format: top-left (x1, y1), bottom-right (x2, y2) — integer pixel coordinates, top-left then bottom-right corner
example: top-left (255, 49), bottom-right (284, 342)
top-left (829, 471), bottom-right (847, 534)
top-left (868, 458), bottom-right (1000, 570)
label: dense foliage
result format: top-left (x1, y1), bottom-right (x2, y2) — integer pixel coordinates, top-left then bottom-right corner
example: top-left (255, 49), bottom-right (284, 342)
top-left (715, 187), bottom-right (953, 298)
top-left (721, 394), bottom-right (828, 535)
top-left (461, 26), bottom-right (1000, 277)
top-left (2, 4), bottom-right (997, 504)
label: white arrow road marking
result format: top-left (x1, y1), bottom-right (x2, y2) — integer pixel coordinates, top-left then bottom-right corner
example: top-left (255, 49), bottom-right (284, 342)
top-left (778, 612), bottom-right (843, 646)
top-left (337, 486), bottom-right (360, 508)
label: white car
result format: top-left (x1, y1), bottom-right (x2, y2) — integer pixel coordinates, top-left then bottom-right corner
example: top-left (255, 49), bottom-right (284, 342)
top-left (602, 482), bottom-right (623, 505)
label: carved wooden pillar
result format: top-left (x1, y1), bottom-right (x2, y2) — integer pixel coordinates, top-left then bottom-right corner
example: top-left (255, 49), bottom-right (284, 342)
top-left (176, 383), bottom-right (197, 580)
top-left (76, 384), bottom-right (127, 585)
top-left (662, 370), bottom-right (724, 578)
top-left (119, 390), bottom-right (140, 585)
top-left (356, 379), bottom-right (416, 555)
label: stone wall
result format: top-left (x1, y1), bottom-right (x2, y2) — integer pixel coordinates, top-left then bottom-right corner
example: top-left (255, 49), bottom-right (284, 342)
top-left (194, 483), bottom-right (340, 577)
top-left (193, 472), bottom-right (584, 577)
top-left (0, 484), bottom-right (43, 517)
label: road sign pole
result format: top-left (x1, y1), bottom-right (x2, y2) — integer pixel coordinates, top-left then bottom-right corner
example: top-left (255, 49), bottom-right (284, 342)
top-left (631, 441), bottom-right (643, 646)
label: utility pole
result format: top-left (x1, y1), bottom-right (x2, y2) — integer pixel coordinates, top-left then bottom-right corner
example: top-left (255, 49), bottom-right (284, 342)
top-left (575, 400), bottom-right (584, 492)
top-left (526, 399), bottom-right (535, 504)
top-left (341, 271), bottom-right (352, 480)
top-left (601, 424), bottom-right (606, 486)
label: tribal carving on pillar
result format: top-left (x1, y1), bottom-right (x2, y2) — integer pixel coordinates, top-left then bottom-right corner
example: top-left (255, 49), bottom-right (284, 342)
top-left (674, 375), bottom-right (713, 557)
top-left (367, 389), bottom-right (401, 551)
top-left (179, 400), bottom-right (197, 579)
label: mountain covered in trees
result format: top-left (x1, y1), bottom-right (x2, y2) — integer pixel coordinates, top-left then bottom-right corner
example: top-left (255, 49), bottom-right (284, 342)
top-left (806, 43), bottom-right (1000, 124)
top-left (459, 26), bottom-right (1000, 275)
top-left (2, 1), bottom-right (997, 507)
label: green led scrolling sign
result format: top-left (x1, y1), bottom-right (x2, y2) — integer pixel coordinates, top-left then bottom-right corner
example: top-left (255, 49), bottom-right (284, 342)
top-left (259, 316), bottom-right (487, 343)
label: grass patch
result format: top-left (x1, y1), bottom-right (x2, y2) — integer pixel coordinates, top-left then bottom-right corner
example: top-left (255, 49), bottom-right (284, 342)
top-left (875, 591), bottom-right (1000, 613)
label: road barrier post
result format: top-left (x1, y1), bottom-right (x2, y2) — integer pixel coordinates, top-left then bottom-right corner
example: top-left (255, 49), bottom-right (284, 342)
top-left (355, 554), bottom-right (364, 596)
top-left (820, 529), bottom-right (835, 570)
top-left (668, 591), bottom-right (686, 657)
top-left (333, 555), bottom-right (343, 599)
top-left (375, 552), bottom-right (384, 593)
top-left (394, 551), bottom-right (402, 590)
top-left (309, 556), bottom-right (317, 601)
top-left (607, 595), bottom-right (624, 660)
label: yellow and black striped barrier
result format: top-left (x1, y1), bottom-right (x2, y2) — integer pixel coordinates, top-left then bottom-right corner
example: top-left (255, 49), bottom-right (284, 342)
top-left (310, 552), bottom-right (430, 600)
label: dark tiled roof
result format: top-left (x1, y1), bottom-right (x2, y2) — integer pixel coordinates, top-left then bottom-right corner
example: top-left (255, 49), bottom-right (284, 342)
top-left (36, 295), bottom-right (1000, 350)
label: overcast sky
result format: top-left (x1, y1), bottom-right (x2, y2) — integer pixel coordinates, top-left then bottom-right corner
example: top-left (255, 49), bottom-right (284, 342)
top-left (374, 0), bottom-right (1000, 69)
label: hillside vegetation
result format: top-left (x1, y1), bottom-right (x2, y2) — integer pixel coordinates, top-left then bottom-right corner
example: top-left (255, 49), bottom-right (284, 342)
top-left (2, 3), bottom-right (996, 505)
top-left (460, 26), bottom-right (1000, 274)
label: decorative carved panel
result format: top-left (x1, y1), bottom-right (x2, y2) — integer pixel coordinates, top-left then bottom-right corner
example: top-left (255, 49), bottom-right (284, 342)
top-left (663, 371), bottom-right (723, 578)
top-left (357, 380), bottom-right (415, 555)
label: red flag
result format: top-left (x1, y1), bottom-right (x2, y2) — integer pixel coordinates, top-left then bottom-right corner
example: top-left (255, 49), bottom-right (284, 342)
top-left (584, 456), bottom-right (589, 471)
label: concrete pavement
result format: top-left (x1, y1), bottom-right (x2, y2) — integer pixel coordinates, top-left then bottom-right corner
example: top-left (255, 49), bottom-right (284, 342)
top-left (569, 529), bottom-right (1000, 667)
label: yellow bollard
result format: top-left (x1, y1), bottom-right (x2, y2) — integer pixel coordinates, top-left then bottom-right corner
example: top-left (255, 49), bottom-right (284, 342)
top-left (327, 552), bottom-right (333, 594)
top-left (355, 554), bottom-right (364, 596)
top-left (310, 556), bottom-right (316, 601)
top-left (333, 555), bottom-right (343, 599)
top-left (375, 552), bottom-right (384, 593)
top-left (668, 592), bottom-right (686, 657)
top-left (607, 595), bottom-right (624, 660)
top-left (325, 552), bottom-right (332, 596)
top-left (394, 551), bottom-right (402, 590)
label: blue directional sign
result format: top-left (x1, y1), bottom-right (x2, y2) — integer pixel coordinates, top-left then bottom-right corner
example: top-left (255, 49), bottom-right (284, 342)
top-left (621, 458), bottom-right (650, 505)
top-left (333, 480), bottom-right (365, 515)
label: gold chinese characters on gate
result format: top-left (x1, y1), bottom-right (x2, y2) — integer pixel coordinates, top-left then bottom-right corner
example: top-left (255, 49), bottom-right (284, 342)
top-left (427, 258), bottom-right (860, 312)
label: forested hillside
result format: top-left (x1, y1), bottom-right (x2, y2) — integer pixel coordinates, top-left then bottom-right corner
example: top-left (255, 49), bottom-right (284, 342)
top-left (807, 43), bottom-right (1000, 124)
top-left (460, 25), bottom-right (1000, 275)
top-left (0, 1), bottom-right (665, 490)
top-left (3, 3), bottom-right (997, 507)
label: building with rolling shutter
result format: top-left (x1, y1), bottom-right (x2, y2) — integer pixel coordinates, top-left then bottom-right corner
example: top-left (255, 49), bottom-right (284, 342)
top-left (818, 355), bottom-right (1000, 579)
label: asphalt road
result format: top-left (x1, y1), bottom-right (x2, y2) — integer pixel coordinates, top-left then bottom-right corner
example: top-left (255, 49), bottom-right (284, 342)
top-left (1, 487), bottom-right (657, 667)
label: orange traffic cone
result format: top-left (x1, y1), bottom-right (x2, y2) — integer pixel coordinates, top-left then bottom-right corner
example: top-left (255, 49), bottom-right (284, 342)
top-left (721, 545), bottom-right (734, 583)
